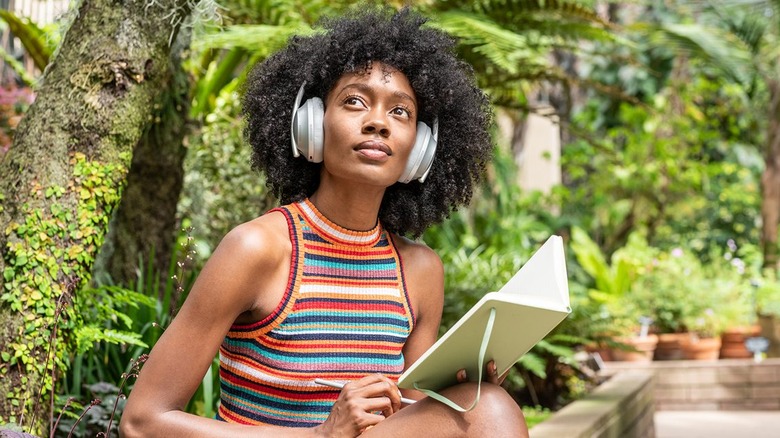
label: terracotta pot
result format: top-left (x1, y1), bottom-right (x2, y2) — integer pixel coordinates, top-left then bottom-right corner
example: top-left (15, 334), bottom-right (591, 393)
top-left (611, 334), bottom-right (659, 362)
top-left (681, 335), bottom-right (722, 360)
top-left (585, 344), bottom-right (614, 362)
top-left (720, 325), bottom-right (761, 359)
top-left (654, 332), bottom-right (687, 361)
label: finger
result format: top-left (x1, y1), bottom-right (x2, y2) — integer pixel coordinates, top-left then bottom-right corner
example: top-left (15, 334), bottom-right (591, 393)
top-left (360, 380), bottom-right (401, 414)
top-left (456, 368), bottom-right (467, 383)
top-left (345, 375), bottom-right (400, 416)
top-left (486, 360), bottom-right (499, 385)
top-left (358, 412), bottom-right (386, 432)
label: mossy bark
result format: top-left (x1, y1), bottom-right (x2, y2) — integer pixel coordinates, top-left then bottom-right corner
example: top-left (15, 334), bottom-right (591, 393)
top-left (0, 0), bottom-right (195, 432)
top-left (97, 26), bottom-right (192, 290)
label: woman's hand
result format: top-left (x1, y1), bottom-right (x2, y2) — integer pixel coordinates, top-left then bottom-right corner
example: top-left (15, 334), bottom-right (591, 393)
top-left (456, 360), bottom-right (510, 386)
top-left (314, 374), bottom-right (402, 438)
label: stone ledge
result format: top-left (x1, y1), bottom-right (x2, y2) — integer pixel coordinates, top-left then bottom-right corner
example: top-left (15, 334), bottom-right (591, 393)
top-left (529, 371), bottom-right (655, 438)
top-left (602, 358), bottom-right (780, 411)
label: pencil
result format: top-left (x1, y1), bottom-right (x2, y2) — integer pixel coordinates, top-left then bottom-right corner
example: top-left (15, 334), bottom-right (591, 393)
top-left (314, 378), bottom-right (417, 405)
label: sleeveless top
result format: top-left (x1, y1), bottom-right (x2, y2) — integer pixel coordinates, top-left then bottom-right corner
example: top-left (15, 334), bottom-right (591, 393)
top-left (216, 198), bottom-right (416, 427)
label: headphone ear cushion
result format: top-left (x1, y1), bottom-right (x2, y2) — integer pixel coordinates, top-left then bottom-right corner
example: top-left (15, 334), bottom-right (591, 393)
top-left (398, 121), bottom-right (438, 183)
top-left (292, 97), bottom-right (325, 163)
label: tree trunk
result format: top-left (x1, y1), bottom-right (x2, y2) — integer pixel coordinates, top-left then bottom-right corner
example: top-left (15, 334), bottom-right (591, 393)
top-left (761, 79), bottom-right (780, 270)
top-left (0, 0), bottom-right (194, 433)
top-left (95, 27), bottom-right (192, 291)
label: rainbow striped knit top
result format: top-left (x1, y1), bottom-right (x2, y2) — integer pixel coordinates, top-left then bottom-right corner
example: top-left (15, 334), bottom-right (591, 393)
top-left (216, 199), bottom-right (415, 427)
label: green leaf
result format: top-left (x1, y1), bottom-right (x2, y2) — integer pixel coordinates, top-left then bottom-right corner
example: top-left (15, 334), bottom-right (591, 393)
top-left (518, 353), bottom-right (547, 379)
top-left (0, 10), bottom-right (52, 71)
top-left (14, 254), bottom-right (28, 267)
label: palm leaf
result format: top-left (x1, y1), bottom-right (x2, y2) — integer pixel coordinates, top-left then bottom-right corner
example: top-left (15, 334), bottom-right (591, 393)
top-left (645, 22), bottom-right (754, 84)
top-left (0, 10), bottom-right (52, 71)
top-left (533, 339), bottom-right (575, 358)
top-left (0, 45), bottom-right (36, 85)
top-left (191, 48), bottom-right (247, 117)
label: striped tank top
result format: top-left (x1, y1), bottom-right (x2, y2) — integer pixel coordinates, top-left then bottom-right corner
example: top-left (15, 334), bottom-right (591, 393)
top-left (216, 198), bottom-right (415, 427)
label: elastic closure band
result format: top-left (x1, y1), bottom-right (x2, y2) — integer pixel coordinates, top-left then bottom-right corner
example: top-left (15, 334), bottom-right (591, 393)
top-left (413, 307), bottom-right (497, 412)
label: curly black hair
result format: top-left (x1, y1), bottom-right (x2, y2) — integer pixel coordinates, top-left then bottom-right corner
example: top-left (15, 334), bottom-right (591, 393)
top-left (243, 6), bottom-right (493, 237)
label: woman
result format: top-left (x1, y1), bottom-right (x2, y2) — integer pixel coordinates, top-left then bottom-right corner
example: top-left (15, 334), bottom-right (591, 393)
top-left (121, 7), bottom-right (528, 437)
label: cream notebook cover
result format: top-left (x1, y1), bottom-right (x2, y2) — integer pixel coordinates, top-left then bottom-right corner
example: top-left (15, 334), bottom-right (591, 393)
top-left (397, 235), bottom-right (571, 392)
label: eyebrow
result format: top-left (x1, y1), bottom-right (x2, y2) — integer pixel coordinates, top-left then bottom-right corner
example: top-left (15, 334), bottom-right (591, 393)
top-left (338, 83), bottom-right (417, 107)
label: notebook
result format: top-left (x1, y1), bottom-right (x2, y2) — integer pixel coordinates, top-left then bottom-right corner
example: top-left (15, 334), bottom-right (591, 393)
top-left (397, 235), bottom-right (571, 395)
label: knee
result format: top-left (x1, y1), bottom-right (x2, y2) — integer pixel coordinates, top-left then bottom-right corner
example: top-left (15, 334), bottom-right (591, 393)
top-left (441, 382), bottom-right (528, 437)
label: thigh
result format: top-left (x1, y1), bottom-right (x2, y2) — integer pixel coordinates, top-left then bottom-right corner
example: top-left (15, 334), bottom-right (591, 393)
top-left (361, 382), bottom-right (528, 438)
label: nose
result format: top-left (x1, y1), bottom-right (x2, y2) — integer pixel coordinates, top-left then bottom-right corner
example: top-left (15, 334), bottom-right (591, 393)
top-left (361, 110), bottom-right (390, 138)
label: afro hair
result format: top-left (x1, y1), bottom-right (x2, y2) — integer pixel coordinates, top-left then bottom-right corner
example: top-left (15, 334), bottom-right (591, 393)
top-left (242, 6), bottom-right (493, 237)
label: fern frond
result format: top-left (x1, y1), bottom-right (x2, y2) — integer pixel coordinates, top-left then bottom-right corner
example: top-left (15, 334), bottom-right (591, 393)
top-left (648, 22), bottom-right (754, 84)
top-left (195, 24), bottom-right (315, 55)
top-left (76, 327), bottom-right (148, 355)
top-left (517, 352), bottom-right (547, 378)
top-left (433, 11), bottom-right (548, 75)
top-left (468, 0), bottom-right (611, 27)
top-left (533, 339), bottom-right (576, 358)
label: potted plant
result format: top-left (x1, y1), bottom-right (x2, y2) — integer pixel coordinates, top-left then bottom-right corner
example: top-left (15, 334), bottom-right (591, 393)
top-left (569, 228), bottom-right (657, 361)
top-left (630, 246), bottom-right (697, 360)
top-left (680, 308), bottom-right (723, 360)
top-left (717, 281), bottom-right (759, 359)
top-left (676, 267), bottom-right (737, 361)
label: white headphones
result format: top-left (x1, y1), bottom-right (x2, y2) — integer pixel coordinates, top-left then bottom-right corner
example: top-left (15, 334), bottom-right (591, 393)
top-left (291, 82), bottom-right (438, 183)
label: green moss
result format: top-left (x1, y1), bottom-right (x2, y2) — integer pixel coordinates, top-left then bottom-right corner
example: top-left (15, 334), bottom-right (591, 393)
top-left (0, 152), bottom-right (127, 431)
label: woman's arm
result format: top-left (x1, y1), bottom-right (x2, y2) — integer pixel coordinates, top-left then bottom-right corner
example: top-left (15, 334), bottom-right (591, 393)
top-left (121, 212), bottom-right (316, 437)
top-left (393, 238), bottom-right (445, 401)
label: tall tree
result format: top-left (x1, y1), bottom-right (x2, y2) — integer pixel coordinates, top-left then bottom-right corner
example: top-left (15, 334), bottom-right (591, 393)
top-left (0, 0), bottom-right (196, 432)
top-left (97, 27), bottom-right (191, 290)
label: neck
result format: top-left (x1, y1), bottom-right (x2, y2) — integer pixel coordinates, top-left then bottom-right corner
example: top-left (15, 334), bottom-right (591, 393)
top-left (309, 183), bottom-right (386, 232)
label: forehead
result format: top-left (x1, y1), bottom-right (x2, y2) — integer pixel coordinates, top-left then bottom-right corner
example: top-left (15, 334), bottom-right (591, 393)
top-left (327, 62), bottom-right (416, 103)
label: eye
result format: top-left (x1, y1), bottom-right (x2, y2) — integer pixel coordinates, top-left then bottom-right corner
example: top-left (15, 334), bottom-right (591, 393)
top-left (391, 105), bottom-right (412, 118)
top-left (343, 94), bottom-right (366, 107)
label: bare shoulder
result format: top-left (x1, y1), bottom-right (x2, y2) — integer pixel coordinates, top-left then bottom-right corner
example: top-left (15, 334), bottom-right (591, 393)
top-left (193, 209), bottom-right (292, 318)
top-left (391, 235), bottom-right (443, 276)
top-left (216, 209), bottom-right (291, 267)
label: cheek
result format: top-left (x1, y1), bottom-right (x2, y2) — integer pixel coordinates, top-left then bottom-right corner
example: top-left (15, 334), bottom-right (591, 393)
top-left (322, 114), bottom-right (350, 151)
top-left (397, 129), bottom-right (418, 161)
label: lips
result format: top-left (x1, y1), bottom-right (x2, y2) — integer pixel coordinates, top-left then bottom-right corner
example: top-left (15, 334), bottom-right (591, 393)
top-left (354, 140), bottom-right (392, 159)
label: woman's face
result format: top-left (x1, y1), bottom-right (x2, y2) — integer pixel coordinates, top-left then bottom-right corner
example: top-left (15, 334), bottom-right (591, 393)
top-left (321, 62), bottom-right (418, 188)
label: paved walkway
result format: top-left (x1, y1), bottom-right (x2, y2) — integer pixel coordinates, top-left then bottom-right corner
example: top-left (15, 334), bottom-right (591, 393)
top-left (655, 411), bottom-right (780, 437)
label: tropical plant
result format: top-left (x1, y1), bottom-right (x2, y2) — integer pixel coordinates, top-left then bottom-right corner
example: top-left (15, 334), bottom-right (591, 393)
top-left (57, 231), bottom-right (213, 433)
top-left (0, 9), bottom-right (59, 84)
top-left (644, 0), bottom-right (780, 269)
top-left (179, 89), bottom-right (273, 261)
top-left (424, 0), bottom-right (618, 109)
